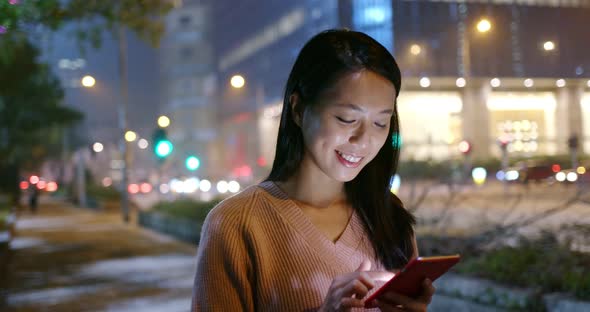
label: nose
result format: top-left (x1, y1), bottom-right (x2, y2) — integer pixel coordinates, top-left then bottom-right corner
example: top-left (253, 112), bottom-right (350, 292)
top-left (348, 122), bottom-right (370, 149)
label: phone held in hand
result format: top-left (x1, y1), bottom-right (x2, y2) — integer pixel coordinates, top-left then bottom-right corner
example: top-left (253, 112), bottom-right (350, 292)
top-left (364, 254), bottom-right (461, 307)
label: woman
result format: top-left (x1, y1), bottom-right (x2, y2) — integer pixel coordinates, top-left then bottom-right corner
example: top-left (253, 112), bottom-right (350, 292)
top-left (192, 29), bottom-right (434, 311)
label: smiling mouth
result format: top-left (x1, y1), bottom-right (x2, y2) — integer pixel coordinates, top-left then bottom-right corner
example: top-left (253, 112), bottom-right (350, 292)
top-left (335, 150), bottom-right (364, 168)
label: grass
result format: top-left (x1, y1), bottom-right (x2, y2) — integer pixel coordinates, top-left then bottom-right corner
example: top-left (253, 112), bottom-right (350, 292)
top-left (456, 231), bottom-right (590, 300)
top-left (151, 198), bottom-right (223, 223)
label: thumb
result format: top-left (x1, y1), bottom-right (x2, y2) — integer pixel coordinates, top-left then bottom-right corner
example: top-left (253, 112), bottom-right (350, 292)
top-left (355, 259), bottom-right (371, 272)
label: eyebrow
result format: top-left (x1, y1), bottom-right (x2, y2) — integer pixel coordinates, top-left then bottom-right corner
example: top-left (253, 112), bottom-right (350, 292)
top-left (335, 103), bottom-right (394, 115)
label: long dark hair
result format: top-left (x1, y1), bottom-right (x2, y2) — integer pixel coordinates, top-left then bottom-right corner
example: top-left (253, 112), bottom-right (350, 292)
top-left (265, 29), bottom-right (415, 270)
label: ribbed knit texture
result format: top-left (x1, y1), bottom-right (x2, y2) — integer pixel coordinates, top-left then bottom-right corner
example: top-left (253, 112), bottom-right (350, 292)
top-left (191, 181), bottom-right (386, 311)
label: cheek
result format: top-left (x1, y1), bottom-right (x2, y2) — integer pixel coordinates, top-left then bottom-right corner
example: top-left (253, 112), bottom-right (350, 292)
top-left (302, 116), bottom-right (346, 149)
top-left (300, 115), bottom-right (323, 147)
top-left (370, 132), bottom-right (390, 155)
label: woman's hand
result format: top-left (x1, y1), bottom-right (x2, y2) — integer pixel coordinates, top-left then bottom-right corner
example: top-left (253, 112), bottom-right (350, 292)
top-left (371, 278), bottom-right (435, 312)
top-left (319, 260), bottom-right (394, 312)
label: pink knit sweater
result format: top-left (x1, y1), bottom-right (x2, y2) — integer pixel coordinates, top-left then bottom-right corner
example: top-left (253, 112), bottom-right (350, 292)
top-left (191, 181), bottom-right (388, 311)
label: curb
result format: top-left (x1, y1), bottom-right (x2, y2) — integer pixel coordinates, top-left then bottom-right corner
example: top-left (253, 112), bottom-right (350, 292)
top-left (138, 211), bottom-right (202, 244)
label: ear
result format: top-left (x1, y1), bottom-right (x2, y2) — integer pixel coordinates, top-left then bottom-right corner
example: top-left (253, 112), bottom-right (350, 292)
top-left (290, 93), bottom-right (303, 127)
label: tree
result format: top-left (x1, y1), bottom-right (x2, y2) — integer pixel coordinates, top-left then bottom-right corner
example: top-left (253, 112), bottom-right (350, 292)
top-left (0, 35), bottom-right (83, 205)
top-left (0, 0), bottom-right (173, 205)
top-left (1, 0), bottom-right (172, 47)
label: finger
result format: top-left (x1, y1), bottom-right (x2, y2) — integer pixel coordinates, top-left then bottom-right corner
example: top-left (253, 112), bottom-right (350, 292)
top-left (379, 292), bottom-right (427, 311)
top-left (342, 278), bottom-right (371, 298)
top-left (356, 271), bottom-right (377, 289)
top-left (417, 278), bottom-right (436, 304)
top-left (375, 300), bottom-right (405, 312)
top-left (365, 271), bottom-right (395, 282)
top-left (340, 297), bottom-right (365, 309)
top-left (355, 259), bottom-right (371, 272)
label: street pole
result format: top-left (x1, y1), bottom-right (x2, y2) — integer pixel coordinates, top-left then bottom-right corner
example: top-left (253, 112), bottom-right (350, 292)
top-left (500, 142), bottom-right (509, 196)
top-left (76, 150), bottom-right (87, 207)
top-left (458, 3), bottom-right (470, 80)
top-left (117, 25), bottom-right (130, 223)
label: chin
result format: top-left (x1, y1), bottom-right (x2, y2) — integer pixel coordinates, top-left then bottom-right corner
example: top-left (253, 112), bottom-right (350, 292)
top-left (330, 169), bottom-right (362, 182)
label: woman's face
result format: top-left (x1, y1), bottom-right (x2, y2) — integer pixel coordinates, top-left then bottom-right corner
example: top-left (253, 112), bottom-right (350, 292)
top-left (298, 70), bottom-right (397, 182)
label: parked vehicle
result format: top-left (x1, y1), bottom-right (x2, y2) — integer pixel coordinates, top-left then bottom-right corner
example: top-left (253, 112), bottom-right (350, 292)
top-left (553, 161), bottom-right (590, 184)
top-left (498, 160), bottom-right (556, 184)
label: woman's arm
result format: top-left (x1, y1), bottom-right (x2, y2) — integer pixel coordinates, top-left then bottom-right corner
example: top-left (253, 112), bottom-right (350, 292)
top-left (191, 207), bottom-right (254, 311)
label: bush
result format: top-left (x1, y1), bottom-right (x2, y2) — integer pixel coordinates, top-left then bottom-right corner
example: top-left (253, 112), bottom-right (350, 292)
top-left (398, 160), bottom-right (454, 180)
top-left (86, 185), bottom-right (121, 201)
top-left (0, 201), bottom-right (10, 232)
top-left (456, 231), bottom-right (590, 300)
top-left (151, 198), bottom-right (223, 223)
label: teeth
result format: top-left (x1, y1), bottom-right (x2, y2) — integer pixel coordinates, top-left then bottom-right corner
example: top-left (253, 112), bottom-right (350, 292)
top-left (337, 151), bottom-right (362, 163)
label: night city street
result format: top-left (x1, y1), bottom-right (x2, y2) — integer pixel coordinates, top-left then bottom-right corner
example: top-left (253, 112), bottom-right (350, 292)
top-left (1, 0), bottom-right (590, 311)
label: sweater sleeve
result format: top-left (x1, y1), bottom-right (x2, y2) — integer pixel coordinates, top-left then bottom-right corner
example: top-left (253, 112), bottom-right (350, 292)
top-left (191, 205), bottom-right (255, 311)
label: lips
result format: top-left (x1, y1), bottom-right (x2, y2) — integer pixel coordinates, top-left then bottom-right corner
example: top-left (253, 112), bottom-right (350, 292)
top-left (335, 150), bottom-right (364, 168)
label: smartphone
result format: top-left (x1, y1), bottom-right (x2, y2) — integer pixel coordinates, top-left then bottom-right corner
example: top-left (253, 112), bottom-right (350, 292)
top-left (364, 254), bottom-right (461, 307)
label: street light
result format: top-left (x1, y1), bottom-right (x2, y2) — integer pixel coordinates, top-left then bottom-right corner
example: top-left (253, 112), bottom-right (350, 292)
top-left (419, 77), bottom-right (431, 88)
top-left (138, 138), bottom-right (149, 149)
top-left (456, 77), bottom-right (466, 88)
top-left (476, 19), bottom-right (492, 33)
top-left (81, 75), bottom-right (96, 88)
top-left (490, 78), bottom-right (501, 88)
top-left (543, 41), bottom-right (555, 51)
top-left (124, 130), bottom-right (137, 142)
top-left (459, 17), bottom-right (493, 79)
top-left (157, 115), bottom-right (170, 128)
top-left (556, 79), bottom-right (566, 88)
top-left (230, 75), bottom-right (245, 89)
top-left (92, 142), bottom-right (104, 153)
top-left (410, 44), bottom-right (421, 56)
top-left (228, 74), bottom-right (265, 179)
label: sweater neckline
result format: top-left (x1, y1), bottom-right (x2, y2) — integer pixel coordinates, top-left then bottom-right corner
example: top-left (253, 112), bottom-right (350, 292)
top-left (258, 181), bottom-right (363, 267)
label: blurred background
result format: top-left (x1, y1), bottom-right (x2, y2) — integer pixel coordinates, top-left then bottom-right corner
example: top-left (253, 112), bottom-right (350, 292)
top-left (1, 0), bottom-right (590, 311)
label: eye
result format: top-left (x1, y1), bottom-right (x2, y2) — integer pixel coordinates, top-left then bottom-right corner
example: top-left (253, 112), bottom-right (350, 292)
top-left (336, 116), bottom-right (355, 124)
top-left (375, 122), bottom-right (388, 128)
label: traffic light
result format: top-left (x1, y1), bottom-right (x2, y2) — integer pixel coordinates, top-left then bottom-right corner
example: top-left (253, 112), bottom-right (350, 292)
top-left (568, 134), bottom-right (579, 150)
top-left (155, 140), bottom-right (173, 158)
top-left (185, 155), bottom-right (200, 171)
top-left (458, 140), bottom-right (472, 155)
top-left (152, 128), bottom-right (173, 158)
top-left (497, 138), bottom-right (508, 151)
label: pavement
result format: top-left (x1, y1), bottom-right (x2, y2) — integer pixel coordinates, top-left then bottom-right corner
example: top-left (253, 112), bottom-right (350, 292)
top-left (0, 197), bottom-right (197, 312)
top-left (1, 182), bottom-right (588, 312)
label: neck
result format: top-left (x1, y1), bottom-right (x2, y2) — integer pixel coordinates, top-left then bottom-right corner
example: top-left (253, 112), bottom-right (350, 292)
top-left (278, 158), bottom-right (346, 208)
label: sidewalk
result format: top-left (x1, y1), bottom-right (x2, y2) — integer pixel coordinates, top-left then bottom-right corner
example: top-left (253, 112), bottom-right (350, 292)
top-left (0, 198), bottom-right (197, 312)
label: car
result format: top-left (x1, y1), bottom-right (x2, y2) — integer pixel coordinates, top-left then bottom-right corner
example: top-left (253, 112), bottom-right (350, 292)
top-left (498, 160), bottom-right (556, 184)
top-left (554, 161), bottom-right (590, 184)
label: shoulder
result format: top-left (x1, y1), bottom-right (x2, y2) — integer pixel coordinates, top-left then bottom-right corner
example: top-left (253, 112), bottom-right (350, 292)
top-left (204, 183), bottom-right (270, 231)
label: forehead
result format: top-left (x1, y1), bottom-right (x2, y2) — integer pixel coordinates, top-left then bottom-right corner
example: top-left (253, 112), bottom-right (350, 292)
top-left (317, 70), bottom-right (397, 110)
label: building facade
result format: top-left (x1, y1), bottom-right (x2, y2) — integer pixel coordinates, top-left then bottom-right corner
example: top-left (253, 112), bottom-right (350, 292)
top-left (166, 0), bottom-right (590, 182)
top-left (160, 0), bottom-right (219, 180)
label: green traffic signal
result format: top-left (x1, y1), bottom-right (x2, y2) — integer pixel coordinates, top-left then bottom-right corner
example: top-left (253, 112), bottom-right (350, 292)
top-left (155, 140), bottom-right (173, 158)
top-left (186, 155), bottom-right (200, 171)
